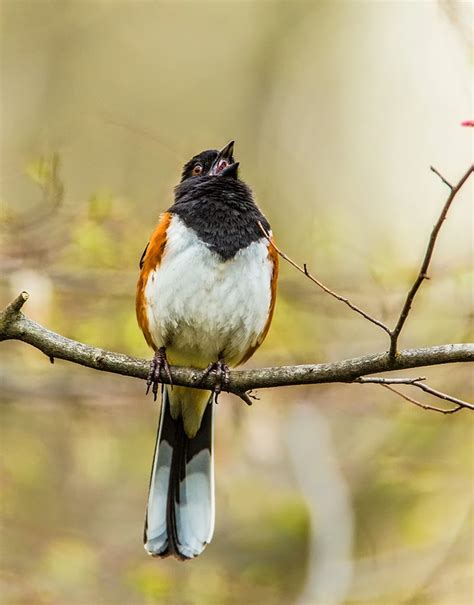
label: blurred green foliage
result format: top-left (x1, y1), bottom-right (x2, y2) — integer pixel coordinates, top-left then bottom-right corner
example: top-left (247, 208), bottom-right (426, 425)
top-left (1, 1), bottom-right (473, 604)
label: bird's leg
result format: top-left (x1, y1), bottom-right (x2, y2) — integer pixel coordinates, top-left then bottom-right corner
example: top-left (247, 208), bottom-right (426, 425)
top-left (201, 358), bottom-right (231, 403)
top-left (146, 347), bottom-right (173, 401)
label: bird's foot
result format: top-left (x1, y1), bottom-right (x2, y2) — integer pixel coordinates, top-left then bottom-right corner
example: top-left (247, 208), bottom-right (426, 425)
top-left (146, 347), bottom-right (173, 401)
top-left (201, 358), bottom-right (230, 403)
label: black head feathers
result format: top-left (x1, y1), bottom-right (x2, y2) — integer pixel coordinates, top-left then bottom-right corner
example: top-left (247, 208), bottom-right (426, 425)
top-left (180, 141), bottom-right (238, 182)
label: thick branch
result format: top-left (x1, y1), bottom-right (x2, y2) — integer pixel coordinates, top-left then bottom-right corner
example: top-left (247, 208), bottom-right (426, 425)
top-left (1, 293), bottom-right (472, 411)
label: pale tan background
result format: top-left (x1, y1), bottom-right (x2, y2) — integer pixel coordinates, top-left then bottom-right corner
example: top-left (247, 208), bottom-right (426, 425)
top-left (1, 1), bottom-right (473, 604)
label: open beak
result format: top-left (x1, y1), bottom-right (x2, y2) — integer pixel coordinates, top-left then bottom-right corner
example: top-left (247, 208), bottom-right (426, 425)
top-left (217, 140), bottom-right (234, 162)
top-left (210, 140), bottom-right (238, 176)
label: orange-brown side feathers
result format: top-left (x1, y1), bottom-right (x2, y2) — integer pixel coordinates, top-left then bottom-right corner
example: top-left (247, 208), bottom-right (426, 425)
top-left (238, 238), bottom-right (279, 365)
top-left (136, 212), bottom-right (173, 349)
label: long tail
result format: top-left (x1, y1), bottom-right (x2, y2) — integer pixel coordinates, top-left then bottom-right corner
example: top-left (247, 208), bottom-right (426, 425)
top-left (144, 387), bottom-right (215, 560)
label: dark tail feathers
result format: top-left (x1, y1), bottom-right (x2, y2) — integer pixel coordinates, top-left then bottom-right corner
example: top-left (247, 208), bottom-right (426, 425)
top-left (144, 387), bottom-right (214, 560)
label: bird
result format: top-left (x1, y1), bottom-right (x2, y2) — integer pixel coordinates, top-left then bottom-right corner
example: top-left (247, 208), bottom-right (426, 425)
top-left (136, 140), bottom-right (278, 560)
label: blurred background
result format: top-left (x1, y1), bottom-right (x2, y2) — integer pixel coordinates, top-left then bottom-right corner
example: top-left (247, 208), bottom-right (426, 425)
top-left (1, 1), bottom-right (473, 604)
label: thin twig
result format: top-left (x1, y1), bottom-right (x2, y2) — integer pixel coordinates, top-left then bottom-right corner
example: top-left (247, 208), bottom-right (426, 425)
top-left (237, 392), bottom-right (254, 406)
top-left (258, 222), bottom-right (391, 335)
top-left (354, 376), bottom-right (426, 385)
top-left (381, 384), bottom-right (462, 414)
top-left (355, 375), bottom-right (473, 412)
top-left (259, 165), bottom-right (472, 360)
top-left (411, 381), bottom-right (474, 411)
top-left (429, 166), bottom-right (453, 190)
top-left (389, 165), bottom-right (473, 357)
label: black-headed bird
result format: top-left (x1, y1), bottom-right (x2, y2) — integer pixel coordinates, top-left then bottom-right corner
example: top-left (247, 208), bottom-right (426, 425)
top-left (136, 141), bottom-right (278, 559)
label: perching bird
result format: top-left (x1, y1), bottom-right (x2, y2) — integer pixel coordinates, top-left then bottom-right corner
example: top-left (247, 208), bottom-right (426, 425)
top-left (136, 141), bottom-right (278, 559)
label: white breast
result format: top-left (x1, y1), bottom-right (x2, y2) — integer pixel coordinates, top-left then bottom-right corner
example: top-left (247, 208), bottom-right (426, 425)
top-left (144, 215), bottom-right (273, 367)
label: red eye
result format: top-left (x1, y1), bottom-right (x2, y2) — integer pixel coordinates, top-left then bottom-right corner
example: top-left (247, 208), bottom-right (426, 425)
top-left (192, 164), bottom-right (203, 176)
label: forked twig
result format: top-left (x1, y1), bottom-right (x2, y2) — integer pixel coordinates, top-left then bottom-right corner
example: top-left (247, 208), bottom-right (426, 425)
top-left (410, 381), bottom-right (474, 411)
top-left (257, 165), bottom-right (473, 414)
top-left (381, 384), bottom-right (462, 415)
top-left (355, 375), bottom-right (473, 413)
top-left (389, 164), bottom-right (473, 356)
top-left (259, 164), bottom-right (473, 362)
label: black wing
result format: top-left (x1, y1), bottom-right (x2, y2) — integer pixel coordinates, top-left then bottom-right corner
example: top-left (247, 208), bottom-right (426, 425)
top-left (139, 243), bottom-right (149, 269)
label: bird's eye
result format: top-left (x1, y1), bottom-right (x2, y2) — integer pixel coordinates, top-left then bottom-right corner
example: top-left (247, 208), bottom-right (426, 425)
top-left (192, 164), bottom-right (203, 176)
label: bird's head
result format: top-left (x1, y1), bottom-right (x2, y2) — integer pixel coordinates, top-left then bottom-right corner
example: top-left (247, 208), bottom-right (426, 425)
top-left (180, 141), bottom-right (239, 182)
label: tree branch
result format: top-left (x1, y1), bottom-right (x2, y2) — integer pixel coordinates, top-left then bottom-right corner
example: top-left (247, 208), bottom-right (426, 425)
top-left (354, 376), bottom-right (427, 385)
top-left (380, 384), bottom-right (463, 415)
top-left (389, 164), bottom-right (473, 356)
top-left (406, 380), bottom-right (473, 410)
top-left (259, 165), bottom-right (473, 360)
top-left (1, 292), bottom-right (472, 412)
top-left (2, 166), bottom-right (472, 414)
top-left (354, 375), bottom-right (473, 413)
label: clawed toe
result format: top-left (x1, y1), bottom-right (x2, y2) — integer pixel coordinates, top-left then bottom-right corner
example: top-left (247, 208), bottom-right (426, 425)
top-left (146, 347), bottom-right (172, 401)
top-left (201, 358), bottom-right (230, 403)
